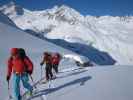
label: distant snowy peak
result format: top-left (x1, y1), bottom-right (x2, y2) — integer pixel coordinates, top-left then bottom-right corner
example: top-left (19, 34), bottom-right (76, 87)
top-left (1, 2), bottom-right (133, 25)
top-left (0, 3), bottom-right (86, 33)
top-left (0, 1), bottom-right (24, 19)
top-left (0, 3), bottom-right (84, 22)
top-left (46, 5), bottom-right (84, 21)
top-left (28, 5), bottom-right (84, 25)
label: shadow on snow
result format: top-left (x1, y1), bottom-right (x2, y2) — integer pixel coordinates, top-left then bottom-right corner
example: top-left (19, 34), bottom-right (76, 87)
top-left (30, 75), bottom-right (92, 99)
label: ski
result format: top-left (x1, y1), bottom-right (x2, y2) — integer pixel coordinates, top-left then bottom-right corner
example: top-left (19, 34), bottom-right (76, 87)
top-left (40, 80), bottom-right (48, 84)
top-left (39, 76), bottom-right (56, 85)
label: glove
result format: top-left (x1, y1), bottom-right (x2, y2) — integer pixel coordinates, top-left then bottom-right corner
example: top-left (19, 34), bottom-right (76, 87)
top-left (40, 62), bottom-right (44, 66)
top-left (6, 76), bottom-right (10, 82)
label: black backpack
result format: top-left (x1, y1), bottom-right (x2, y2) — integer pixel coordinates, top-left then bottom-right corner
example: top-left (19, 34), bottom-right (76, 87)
top-left (18, 48), bottom-right (29, 71)
top-left (18, 48), bottom-right (26, 59)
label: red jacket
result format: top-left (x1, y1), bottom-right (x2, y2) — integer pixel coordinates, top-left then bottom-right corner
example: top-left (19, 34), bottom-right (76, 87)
top-left (51, 53), bottom-right (61, 65)
top-left (7, 55), bottom-right (33, 78)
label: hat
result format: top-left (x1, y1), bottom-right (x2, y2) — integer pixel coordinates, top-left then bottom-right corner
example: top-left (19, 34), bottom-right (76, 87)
top-left (11, 48), bottom-right (18, 55)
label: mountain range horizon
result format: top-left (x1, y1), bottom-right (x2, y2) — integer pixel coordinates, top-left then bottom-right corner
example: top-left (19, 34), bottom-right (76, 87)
top-left (0, 0), bottom-right (133, 16)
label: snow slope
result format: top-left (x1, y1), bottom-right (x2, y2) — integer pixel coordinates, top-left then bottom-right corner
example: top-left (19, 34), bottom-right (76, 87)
top-left (0, 14), bottom-right (76, 100)
top-left (0, 12), bottom-right (133, 100)
top-left (1, 2), bottom-right (133, 65)
top-left (33, 66), bottom-right (133, 100)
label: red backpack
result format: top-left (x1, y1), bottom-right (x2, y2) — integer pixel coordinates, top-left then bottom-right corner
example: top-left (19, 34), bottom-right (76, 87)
top-left (52, 53), bottom-right (60, 64)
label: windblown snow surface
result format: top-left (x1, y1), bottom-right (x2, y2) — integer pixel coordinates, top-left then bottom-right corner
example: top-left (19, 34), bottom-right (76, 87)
top-left (0, 12), bottom-right (133, 100)
top-left (1, 2), bottom-right (133, 64)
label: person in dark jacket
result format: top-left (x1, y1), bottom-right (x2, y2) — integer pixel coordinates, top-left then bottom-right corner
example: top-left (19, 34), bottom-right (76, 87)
top-left (40, 52), bottom-right (53, 81)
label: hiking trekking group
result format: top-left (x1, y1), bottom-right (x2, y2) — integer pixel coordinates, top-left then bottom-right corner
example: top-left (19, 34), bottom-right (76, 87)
top-left (6, 48), bottom-right (61, 100)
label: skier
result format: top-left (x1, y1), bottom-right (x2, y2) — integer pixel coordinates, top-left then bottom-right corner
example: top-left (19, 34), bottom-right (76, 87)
top-left (51, 52), bottom-right (62, 73)
top-left (40, 52), bottom-right (53, 81)
top-left (6, 48), bottom-right (33, 100)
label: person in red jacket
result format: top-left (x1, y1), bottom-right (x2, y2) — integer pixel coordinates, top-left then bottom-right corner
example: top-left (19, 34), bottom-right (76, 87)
top-left (40, 52), bottom-right (53, 81)
top-left (51, 53), bottom-right (62, 73)
top-left (6, 48), bottom-right (33, 100)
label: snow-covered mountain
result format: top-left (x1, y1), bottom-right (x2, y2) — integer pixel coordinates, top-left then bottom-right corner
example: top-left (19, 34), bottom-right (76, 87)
top-left (1, 2), bottom-right (133, 65)
top-left (0, 2), bottom-right (24, 19)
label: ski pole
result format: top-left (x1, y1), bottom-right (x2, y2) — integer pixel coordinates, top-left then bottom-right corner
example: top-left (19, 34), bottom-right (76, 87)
top-left (30, 75), bottom-right (33, 82)
top-left (7, 81), bottom-right (13, 99)
top-left (30, 75), bottom-right (37, 89)
top-left (30, 76), bottom-right (44, 100)
top-left (7, 80), bottom-right (9, 89)
top-left (41, 65), bottom-right (43, 79)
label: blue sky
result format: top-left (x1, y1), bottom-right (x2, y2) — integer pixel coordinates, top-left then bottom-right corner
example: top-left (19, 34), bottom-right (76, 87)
top-left (0, 0), bottom-right (133, 16)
